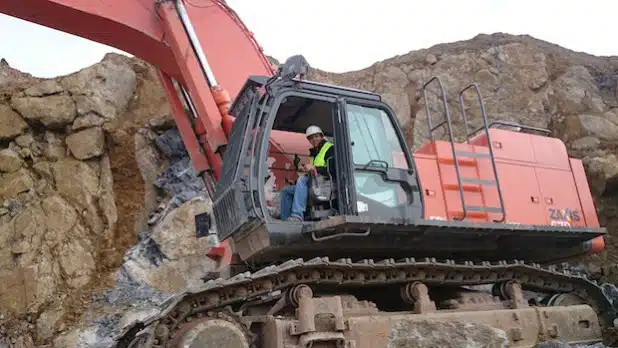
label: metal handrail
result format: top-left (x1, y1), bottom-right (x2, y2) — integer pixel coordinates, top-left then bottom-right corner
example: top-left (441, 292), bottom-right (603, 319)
top-left (469, 121), bottom-right (551, 138)
top-left (422, 76), bottom-right (468, 221)
top-left (458, 83), bottom-right (506, 223)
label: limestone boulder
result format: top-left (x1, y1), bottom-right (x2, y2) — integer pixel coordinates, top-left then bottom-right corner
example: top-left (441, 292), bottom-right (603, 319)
top-left (550, 65), bottom-right (606, 115)
top-left (0, 149), bottom-right (23, 173)
top-left (36, 305), bottom-right (66, 341)
top-left (0, 168), bottom-right (33, 200)
top-left (52, 329), bottom-right (80, 348)
top-left (40, 195), bottom-right (79, 245)
top-left (0, 195), bottom-right (97, 318)
top-left (583, 154), bottom-right (618, 196)
top-left (24, 80), bottom-right (63, 97)
top-left (10, 95), bottom-right (76, 129)
top-left (72, 112), bottom-right (106, 130)
top-left (135, 128), bottom-right (168, 226)
top-left (56, 224), bottom-right (96, 288)
top-left (15, 133), bottom-right (34, 148)
top-left (308, 41), bottom-right (560, 149)
top-left (60, 54), bottom-right (137, 121)
top-left (51, 159), bottom-right (99, 209)
top-left (151, 196), bottom-right (211, 260)
top-left (0, 205), bottom-right (51, 315)
top-left (51, 159), bottom-right (104, 234)
top-left (0, 58), bottom-right (40, 97)
top-left (561, 112), bottom-right (618, 143)
top-left (570, 136), bottom-right (601, 152)
top-left (42, 131), bottom-right (67, 160)
top-left (123, 196), bottom-right (214, 292)
top-left (0, 104), bottom-right (28, 141)
top-left (65, 126), bottom-right (106, 160)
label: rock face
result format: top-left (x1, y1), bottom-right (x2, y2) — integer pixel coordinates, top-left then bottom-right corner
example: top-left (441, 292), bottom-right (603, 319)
top-left (0, 33), bottom-right (617, 347)
top-left (308, 34), bottom-right (618, 151)
top-left (0, 53), bottom-right (175, 346)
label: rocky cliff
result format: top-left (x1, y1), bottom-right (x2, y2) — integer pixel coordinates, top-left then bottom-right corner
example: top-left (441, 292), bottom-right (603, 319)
top-left (0, 54), bottom-right (207, 347)
top-left (0, 33), bottom-right (616, 347)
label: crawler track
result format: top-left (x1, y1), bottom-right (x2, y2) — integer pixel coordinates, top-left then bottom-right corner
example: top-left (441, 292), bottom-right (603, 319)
top-left (115, 257), bottom-right (618, 347)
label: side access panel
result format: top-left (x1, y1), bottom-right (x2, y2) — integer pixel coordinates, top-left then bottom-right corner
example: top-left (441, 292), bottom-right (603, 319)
top-left (479, 160), bottom-right (547, 225)
top-left (570, 158), bottom-right (600, 227)
top-left (413, 153), bottom-right (448, 220)
top-left (433, 142), bottom-right (489, 221)
top-left (535, 167), bottom-right (587, 227)
top-left (413, 140), bottom-right (549, 224)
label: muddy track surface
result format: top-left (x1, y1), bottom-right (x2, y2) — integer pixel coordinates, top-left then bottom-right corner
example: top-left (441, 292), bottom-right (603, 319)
top-left (114, 256), bottom-right (618, 347)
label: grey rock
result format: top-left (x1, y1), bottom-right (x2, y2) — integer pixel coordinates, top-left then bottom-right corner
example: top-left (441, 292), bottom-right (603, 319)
top-left (154, 127), bottom-right (188, 159)
top-left (154, 157), bottom-right (205, 204)
top-left (571, 136), bottom-right (601, 151)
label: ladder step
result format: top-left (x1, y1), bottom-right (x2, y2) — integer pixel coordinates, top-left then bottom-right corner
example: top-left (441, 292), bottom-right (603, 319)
top-left (447, 206), bottom-right (504, 220)
top-left (443, 179), bottom-right (497, 192)
top-left (438, 152), bottom-right (490, 166)
top-left (438, 157), bottom-right (477, 166)
top-left (448, 211), bottom-right (489, 219)
top-left (465, 205), bottom-right (503, 213)
top-left (454, 151), bottom-right (490, 159)
top-left (460, 178), bottom-right (497, 186)
top-left (443, 184), bottom-right (482, 192)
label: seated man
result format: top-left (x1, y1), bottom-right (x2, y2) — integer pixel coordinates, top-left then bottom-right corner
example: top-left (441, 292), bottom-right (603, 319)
top-left (279, 125), bottom-right (335, 221)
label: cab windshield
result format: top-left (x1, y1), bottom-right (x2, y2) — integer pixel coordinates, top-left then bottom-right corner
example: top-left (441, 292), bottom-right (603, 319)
top-left (346, 103), bottom-right (410, 210)
top-left (347, 104), bottom-right (408, 169)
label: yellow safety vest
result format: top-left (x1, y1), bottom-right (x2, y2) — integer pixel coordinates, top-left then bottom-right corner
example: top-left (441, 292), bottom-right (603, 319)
top-left (309, 141), bottom-right (333, 167)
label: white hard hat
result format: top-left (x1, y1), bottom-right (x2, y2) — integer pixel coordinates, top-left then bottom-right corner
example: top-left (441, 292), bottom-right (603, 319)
top-left (305, 125), bottom-right (323, 138)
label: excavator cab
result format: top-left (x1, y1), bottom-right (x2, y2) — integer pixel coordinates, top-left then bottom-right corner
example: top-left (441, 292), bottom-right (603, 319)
top-left (264, 91), bottom-right (421, 223)
top-left (212, 56), bottom-right (423, 262)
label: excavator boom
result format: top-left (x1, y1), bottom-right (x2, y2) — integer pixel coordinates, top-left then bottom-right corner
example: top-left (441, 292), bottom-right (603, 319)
top-left (1, 0), bottom-right (275, 183)
top-left (1, 1), bottom-right (616, 347)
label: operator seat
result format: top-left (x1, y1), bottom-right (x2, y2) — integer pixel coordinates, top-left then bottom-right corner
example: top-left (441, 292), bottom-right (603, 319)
top-left (306, 147), bottom-right (338, 220)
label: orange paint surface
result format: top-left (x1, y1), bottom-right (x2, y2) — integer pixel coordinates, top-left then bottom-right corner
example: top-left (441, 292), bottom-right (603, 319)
top-left (413, 129), bottom-right (601, 236)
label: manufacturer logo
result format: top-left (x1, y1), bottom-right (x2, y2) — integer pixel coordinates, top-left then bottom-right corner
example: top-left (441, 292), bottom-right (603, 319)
top-left (548, 208), bottom-right (580, 226)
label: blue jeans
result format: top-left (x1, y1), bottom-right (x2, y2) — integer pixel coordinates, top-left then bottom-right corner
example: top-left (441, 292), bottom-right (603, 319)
top-left (280, 176), bottom-right (309, 220)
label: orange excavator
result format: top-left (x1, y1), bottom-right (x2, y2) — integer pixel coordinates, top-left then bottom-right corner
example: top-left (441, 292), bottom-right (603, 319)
top-left (1, 1), bottom-right (616, 347)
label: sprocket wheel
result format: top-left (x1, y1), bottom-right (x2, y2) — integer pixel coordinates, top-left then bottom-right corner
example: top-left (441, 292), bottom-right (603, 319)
top-left (162, 309), bottom-right (255, 348)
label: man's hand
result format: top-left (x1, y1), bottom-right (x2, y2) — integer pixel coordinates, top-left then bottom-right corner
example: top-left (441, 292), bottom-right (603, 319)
top-left (303, 163), bottom-right (315, 171)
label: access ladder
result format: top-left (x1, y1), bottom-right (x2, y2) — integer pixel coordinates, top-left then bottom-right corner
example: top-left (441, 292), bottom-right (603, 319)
top-left (421, 76), bottom-right (506, 223)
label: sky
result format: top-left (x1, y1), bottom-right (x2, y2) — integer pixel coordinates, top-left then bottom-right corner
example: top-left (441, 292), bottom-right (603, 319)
top-left (0, 0), bottom-right (617, 78)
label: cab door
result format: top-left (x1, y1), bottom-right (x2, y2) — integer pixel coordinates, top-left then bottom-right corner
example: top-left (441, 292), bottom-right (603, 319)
top-left (343, 99), bottom-right (423, 222)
